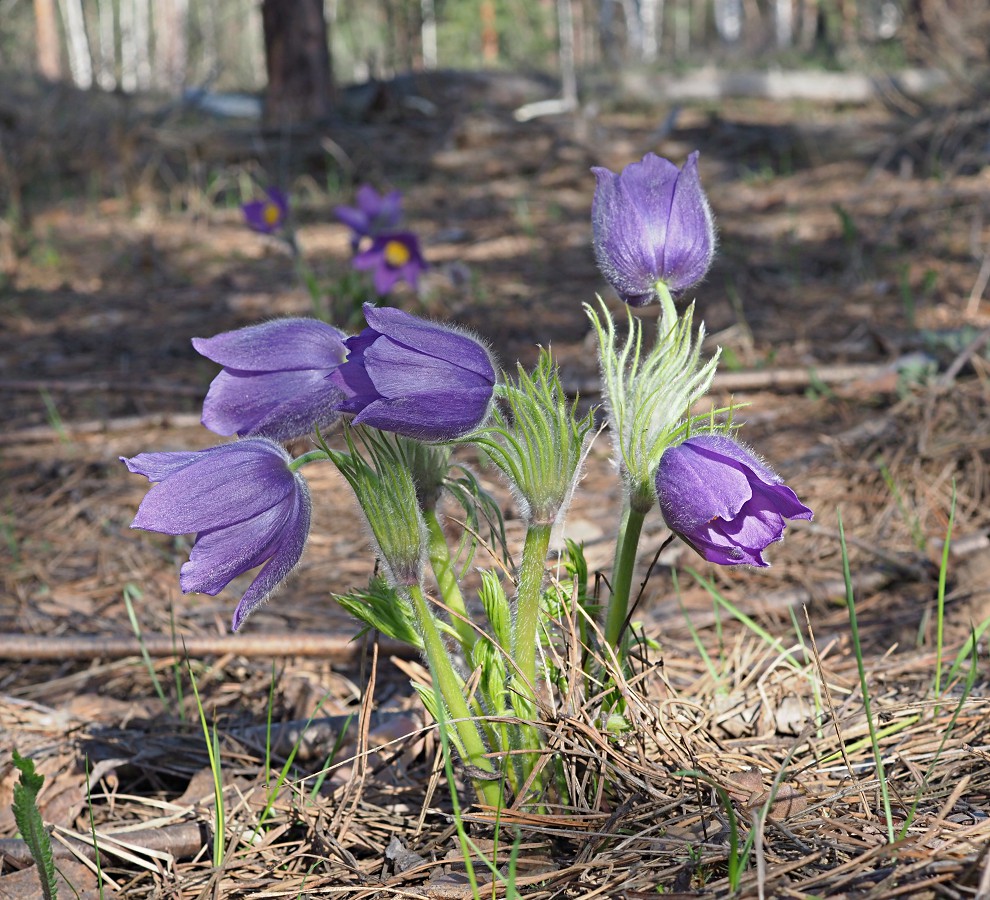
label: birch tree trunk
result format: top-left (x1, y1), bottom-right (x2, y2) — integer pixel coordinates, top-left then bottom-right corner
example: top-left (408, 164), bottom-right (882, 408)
top-left (33, 0), bottom-right (62, 80)
top-left (775, 0), bottom-right (794, 47)
top-left (57, 0), bottom-right (93, 88)
top-left (621, 0), bottom-right (642, 57)
top-left (95, 0), bottom-right (116, 90)
top-left (714, 0), bottom-right (743, 42)
top-left (154, 0), bottom-right (189, 93)
top-left (640, 0), bottom-right (661, 61)
top-left (133, 0), bottom-right (152, 89)
top-left (558, 0), bottom-right (577, 108)
top-left (421, 0), bottom-right (437, 69)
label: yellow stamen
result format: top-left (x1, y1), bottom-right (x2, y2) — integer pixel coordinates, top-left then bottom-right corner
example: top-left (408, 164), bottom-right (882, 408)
top-left (383, 239), bottom-right (411, 268)
top-left (263, 202), bottom-right (281, 227)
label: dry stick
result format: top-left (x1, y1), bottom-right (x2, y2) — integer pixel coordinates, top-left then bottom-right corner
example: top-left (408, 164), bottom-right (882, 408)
top-left (0, 412), bottom-right (205, 445)
top-left (0, 822), bottom-right (207, 867)
top-left (0, 633), bottom-right (417, 662)
top-left (562, 361), bottom-right (902, 398)
top-left (0, 378), bottom-right (204, 397)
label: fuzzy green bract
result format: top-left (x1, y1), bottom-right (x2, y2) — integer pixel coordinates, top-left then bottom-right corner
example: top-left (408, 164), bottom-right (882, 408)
top-left (587, 291), bottom-right (721, 513)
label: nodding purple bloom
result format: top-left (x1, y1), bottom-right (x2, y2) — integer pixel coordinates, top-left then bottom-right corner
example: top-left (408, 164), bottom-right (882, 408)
top-left (121, 438), bottom-right (311, 630)
top-left (592, 152), bottom-right (715, 306)
top-left (335, 185), bottom-right (403, 250)
top-left (331, 304), bottom-right (496, 442)
top-left (193, 318), bottom-right (348, 442)
top-left (655, 434), bottom-right (812, 567)
top-left (242, 187), bottom-right (289, 234)
top-left (352, 232), bottom-right (427, 295)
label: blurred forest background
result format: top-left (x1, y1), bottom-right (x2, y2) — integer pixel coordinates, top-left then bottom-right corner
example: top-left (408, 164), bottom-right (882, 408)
top-left (0, 0), bottom-right (975, 101)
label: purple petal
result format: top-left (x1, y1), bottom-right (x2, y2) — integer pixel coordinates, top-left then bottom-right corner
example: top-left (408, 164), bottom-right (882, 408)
top-left (192, 319), bottom-right (346, 373)
top-left (129, 440), bottom-right (294, 534)
top-left (122, 451), bottom-right (203, 482)
top-left (352, 387), bottom-right (493, 440)
top-left (231, 477), bottom-right (311, 630)
top-left (662, 152), bottom-right (716, 291)
top-left (180, 497), bottom-right (295, 595)
top-left (335, 204), bottom-right (370, 233)
top-left (361, 305), bottom-right (495, 382)
top-left (200, 368), bottom-right (344, 439)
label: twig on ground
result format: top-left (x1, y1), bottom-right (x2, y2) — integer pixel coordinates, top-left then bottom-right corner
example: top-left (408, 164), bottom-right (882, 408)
top-left (0, 633), bottom-right (416, 662)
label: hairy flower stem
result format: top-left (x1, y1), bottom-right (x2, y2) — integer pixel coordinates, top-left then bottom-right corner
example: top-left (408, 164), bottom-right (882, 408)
top-left (604, 503), bottom-right (648, 652)
top-left (424, 509), bottom-right (476, 652)
top-left (406, 584), bottom-right (501, 808)
top-left (288, 449), bottom-right (330, 473)
top-left (512, 522), bottom-right (553, 707)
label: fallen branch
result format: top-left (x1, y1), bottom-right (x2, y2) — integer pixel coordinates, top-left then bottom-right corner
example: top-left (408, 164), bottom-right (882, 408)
top-left (0, 378), bottom-right (203, 397)
top-left (0, 632), bottom-right (416, 662)
top-left (0, 821), bottom-right (207, 867)
top-left (0, 412), bottom-right (204, 445)
top-left (564, 361), bottom-right (909, 398)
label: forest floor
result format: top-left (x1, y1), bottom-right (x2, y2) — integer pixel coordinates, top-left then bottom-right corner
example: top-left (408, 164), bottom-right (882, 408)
top-left (2, 68), bottom-right (990, 898)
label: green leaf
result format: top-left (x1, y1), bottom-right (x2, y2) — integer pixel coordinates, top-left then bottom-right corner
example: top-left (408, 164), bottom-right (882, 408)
top-left (334, 576), bottom-right (424, 650)
top-left (11, 750), bottom-right (58, 900)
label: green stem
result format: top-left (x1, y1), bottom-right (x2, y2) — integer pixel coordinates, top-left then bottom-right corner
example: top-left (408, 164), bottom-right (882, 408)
top-left (406, 584), bottom-right (502, 809)
top-left (511, 522), bottom-right (553, 702)
top-left (424, 509), bottom-right (476, 652)
top-left (604, 503), bottom-right (647, 652)
top-left (288, 449), bottom-right (330, 472)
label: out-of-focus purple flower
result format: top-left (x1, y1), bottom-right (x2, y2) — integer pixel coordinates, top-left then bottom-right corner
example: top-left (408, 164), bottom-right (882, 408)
top-left (331, 304), bottom-right (495, 442)
top-left (242, 188), bottom-right (289, 234)
top-left (335, 185), bottom-right (403, 249)
top-left (592, 152), bottom-right (715, 306)
top-left (192, 318), bottom-right (348, 442)
top-left (352, 232), bottom-right (427, 295)
top-left (121, 438), bottom-right (311, 630)
top-left (655, 434), bottom-right (812, 567)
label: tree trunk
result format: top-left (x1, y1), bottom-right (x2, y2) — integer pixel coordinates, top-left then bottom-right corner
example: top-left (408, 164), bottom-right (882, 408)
top-left (557, 0), bottom-right (577, 109)
top-left (421, 0), bottom-right (437, 69)
top-left (154, 0), bottom-right (189, 93)
top-left (261, 0), bottom-right (333, 126)
top-left (57, 0), bottom-right (93, 88)
top-left (95, 0), bottom-right (116, 90)
top-left (33, 0), bottom-right (62, 80)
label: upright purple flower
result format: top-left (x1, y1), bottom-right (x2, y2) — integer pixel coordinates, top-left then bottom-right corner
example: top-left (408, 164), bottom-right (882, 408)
top-left (242, 187), bottom-right (289, 235)
top-left (655, 434), bottom-right (812, 567)
top-left (352, 232), bottom-right (427, 295)
top-left (592, 152), bottom-right (715, 307)
top-left (121, 439), bottom-right (311, 630)
top-left (331, 304), bottom-right (496, 442)
top-left (192, 318), bottom-right (348, 442)
top-left (335, 185), bottom-right (403, 249)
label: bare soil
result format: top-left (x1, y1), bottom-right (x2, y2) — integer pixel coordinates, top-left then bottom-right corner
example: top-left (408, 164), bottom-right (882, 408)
top-left (2, 70), bottom-right (990, 898)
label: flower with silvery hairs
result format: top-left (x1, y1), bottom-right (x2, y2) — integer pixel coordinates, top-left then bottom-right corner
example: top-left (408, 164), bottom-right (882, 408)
top-left (120, 438), bottom-right (312, 631)
top-left (592, 152), bottom-right (715, 307)
top-left (193, 318), bottom-right (348, 442)
top-left (655, 434), bottom-right (813, 567)
top-left (332, 304), bottom-right (496, 442)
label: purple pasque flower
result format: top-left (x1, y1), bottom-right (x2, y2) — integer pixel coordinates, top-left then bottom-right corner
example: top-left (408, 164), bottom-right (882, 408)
top-left (121, 438), bottom-right (311, 630)
top-left (193, 318), bottom-right (348, 442)
top-left (242, 187), bottom-right (289, 234)
top-left (352, 232), bottom-right (427, 295)
top-left (655, 434), bottom-right (812, 567)
top-left (592, 151), bottom-right (715, 307)
top-left (331, 303), bottom-right (496, 442)
top-left (335, 185), bottom-right (403, 249)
